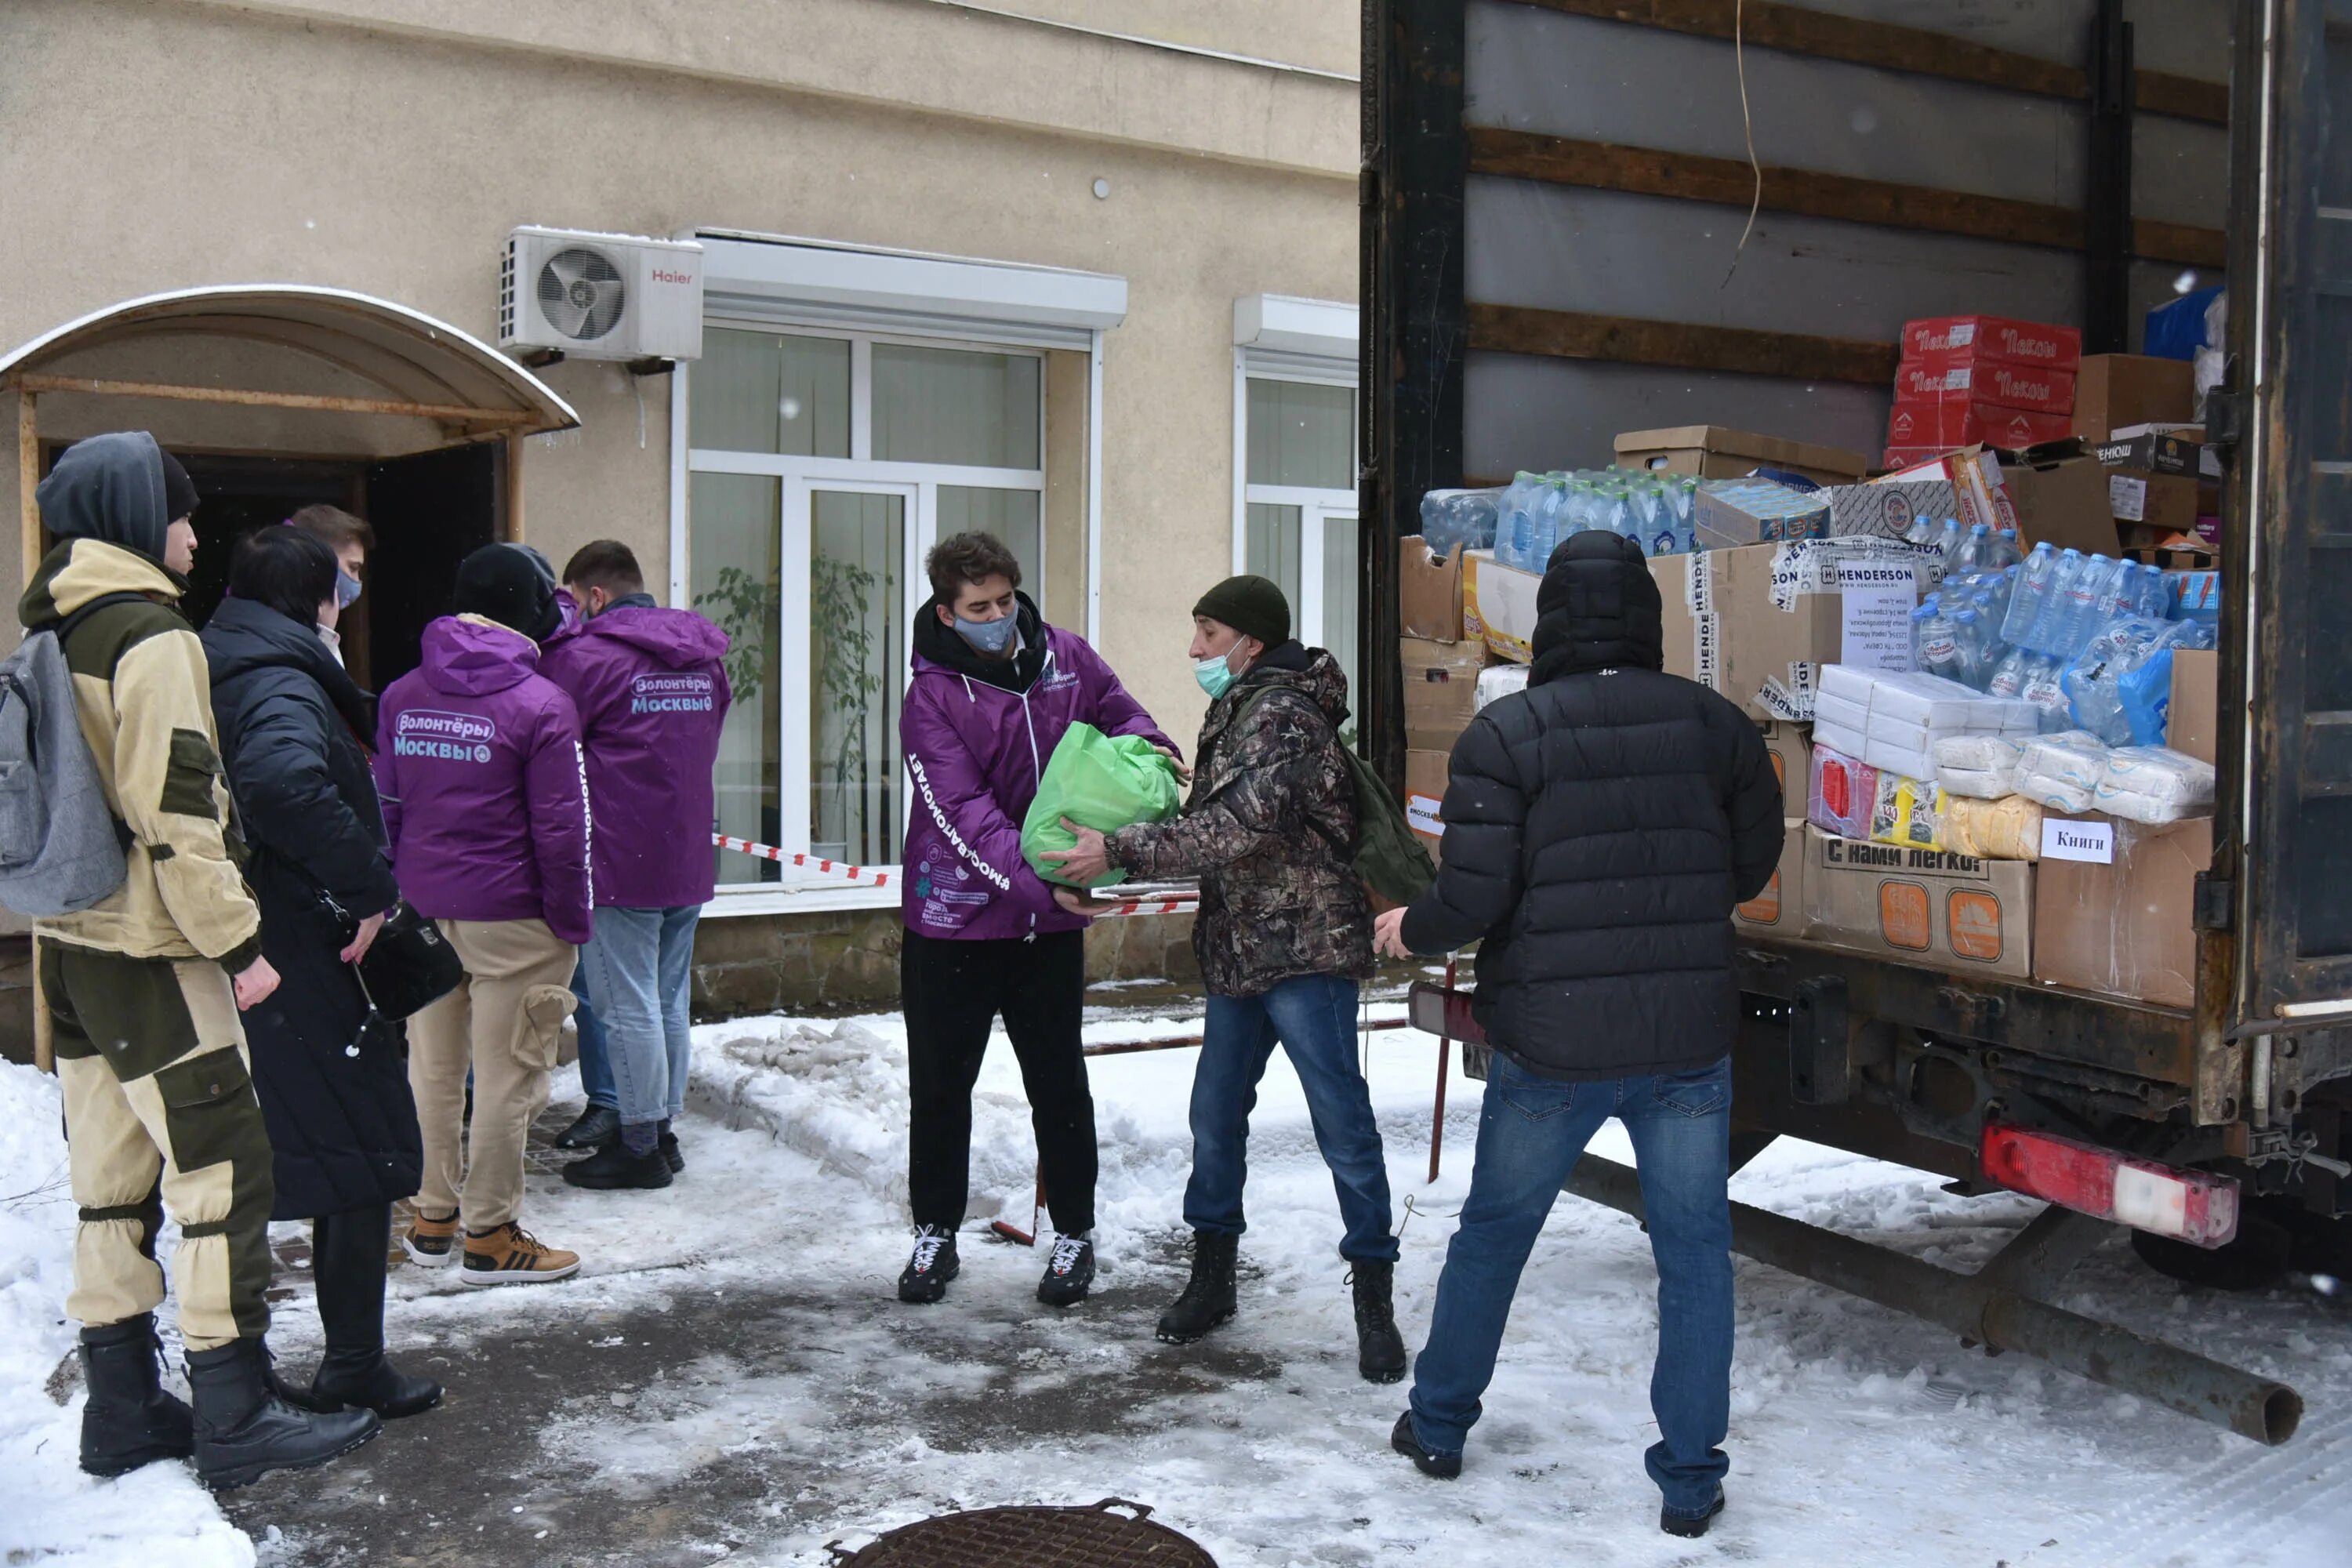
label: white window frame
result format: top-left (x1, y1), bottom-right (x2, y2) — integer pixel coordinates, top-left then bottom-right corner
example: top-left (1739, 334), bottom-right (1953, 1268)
top-left (1232, 352), bottom-right (1360, 655)
top-left (681, 318), bottom-right (1050, 916)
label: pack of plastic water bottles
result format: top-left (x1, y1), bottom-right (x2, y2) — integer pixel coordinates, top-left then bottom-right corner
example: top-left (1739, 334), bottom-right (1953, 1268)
top-left (1485, 469), bottom-right (1704, 568)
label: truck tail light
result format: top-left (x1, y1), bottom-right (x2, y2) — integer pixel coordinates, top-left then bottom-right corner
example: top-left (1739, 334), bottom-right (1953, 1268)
top-left (1980, 1123), bottom-right (2240, 1248)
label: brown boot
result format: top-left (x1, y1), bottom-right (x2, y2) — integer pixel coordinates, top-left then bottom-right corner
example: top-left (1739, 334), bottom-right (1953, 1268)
top-left (401, 1209), bottom-right (460, 1269)
top-left (459, 1222), bottom-right (581, 1286)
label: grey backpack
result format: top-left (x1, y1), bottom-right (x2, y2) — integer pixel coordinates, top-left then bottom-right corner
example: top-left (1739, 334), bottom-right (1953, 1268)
top-left (0, 595), bottom-right (142, 916)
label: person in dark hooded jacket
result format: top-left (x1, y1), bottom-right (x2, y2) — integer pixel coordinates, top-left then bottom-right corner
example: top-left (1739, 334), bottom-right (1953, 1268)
top-left (1048, 574), bottom-right (1404, 1385)
top-left (202, 528), bottom-right (440, 1422)
top-left (1372, 529), bottom-right (1783, 1540)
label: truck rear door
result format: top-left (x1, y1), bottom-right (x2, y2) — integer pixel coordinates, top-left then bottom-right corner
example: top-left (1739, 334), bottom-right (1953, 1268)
top-left (2223, 0), bottom-right (2352, 1028)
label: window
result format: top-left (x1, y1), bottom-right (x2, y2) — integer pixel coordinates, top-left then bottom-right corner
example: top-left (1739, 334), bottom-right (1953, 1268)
top-left (1238, 374), bottom-right (1360, 703)
top-left (686, 325), bottom-right (1047, 897)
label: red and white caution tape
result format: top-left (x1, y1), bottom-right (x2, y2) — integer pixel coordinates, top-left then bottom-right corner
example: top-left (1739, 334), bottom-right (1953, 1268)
top-left (710, 833), bottom-right (1199, 917)
top-left (712, 833), bottom-right (893, 888)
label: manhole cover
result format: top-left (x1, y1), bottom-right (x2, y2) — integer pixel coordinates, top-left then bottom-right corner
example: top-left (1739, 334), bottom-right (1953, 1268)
top-left (833, 1497), bottom-right (1215, 1566)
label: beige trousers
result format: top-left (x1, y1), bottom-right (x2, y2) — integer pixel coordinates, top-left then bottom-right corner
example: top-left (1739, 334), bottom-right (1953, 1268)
top-left (406, 919), bottom-right (576, 1233)
top-left (48, 942), bottom-right (272, 1351)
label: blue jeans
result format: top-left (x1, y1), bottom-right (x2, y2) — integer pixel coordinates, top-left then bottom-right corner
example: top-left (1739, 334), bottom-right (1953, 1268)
top-left (573, 969), bottom-right (615, 1111)
top-left (577, 905), bottom-right (702, 1130)
top-left (1407, 1050), bottom-right (1735, 1519)
top-left (1188, 974), bottom-right (1397, 1264)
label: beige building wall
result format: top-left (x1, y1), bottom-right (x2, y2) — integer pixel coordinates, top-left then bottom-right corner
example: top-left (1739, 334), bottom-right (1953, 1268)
top-left (2, 0), bottom-right (1356, 742)
top-left (0, 0), bottom-right (1358, 1015)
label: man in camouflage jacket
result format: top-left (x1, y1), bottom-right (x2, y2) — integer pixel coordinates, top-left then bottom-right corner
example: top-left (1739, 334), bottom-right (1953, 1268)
top-left (1048, 574), bottom-right (1401, 1381)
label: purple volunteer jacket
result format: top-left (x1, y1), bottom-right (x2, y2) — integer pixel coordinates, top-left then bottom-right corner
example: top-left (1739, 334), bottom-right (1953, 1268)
top-left (374, 615), bottom-right (594, 946)
top-left (902, 594), bottom-right (1174, 940)
top-left (541, 597), bottom-right (731, 910)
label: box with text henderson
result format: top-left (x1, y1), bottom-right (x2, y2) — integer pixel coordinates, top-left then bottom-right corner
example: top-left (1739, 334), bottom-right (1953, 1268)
top-left (1797, 826), bottom-right (2035, 979)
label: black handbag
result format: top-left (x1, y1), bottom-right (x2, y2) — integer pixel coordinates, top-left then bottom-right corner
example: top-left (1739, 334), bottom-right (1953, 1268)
top-left (353, 902), bottom-right (466, 1022)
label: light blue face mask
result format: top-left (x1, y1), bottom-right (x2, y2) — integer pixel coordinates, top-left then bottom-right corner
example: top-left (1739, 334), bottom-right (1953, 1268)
top-left (1193, 651), bottom-right (1237, 699)
top-left (334, 570), bottom-right (363, 609)
top-left (955, 613), bottom-right (1018, 655)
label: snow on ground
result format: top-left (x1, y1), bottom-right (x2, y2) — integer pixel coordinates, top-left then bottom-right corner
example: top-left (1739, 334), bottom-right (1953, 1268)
top-left (5, 991), bottom-right (2350, 1566)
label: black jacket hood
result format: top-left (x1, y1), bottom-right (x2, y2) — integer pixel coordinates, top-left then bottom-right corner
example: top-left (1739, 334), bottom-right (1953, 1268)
top-left (1529, 531), bottom-right (1665, 685)
top-left (912, 590), bottom-right (1048, 691)
top-left (201, 593), bottom-right (377, 740)
top-left (34, 431), bottom-right (173, 564)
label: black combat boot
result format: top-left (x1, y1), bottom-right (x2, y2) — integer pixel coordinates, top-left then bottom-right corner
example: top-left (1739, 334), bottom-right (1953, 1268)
top-left (78, 1314), bottom-right (194, 1477)
top-left (1661, 1489), bottom-right (1726, 1538)
top-left (659, 1118), bottom-right (684, 1174)
top-left (552, 1103), bottom-right (619, 1150)
top-left (303, 1206), bottom-right (441, 1419)
top-left (1350, 1261), bottom-right (1408, 1384)
top-left (185, 1337), bottom-right (379, 1491)
top-left (1156, 1232), bottom-right (1239, 1344)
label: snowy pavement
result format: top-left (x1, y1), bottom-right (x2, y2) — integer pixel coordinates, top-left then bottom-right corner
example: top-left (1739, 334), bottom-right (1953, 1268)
top-left (4, 996), bottom-right (2350, 1567)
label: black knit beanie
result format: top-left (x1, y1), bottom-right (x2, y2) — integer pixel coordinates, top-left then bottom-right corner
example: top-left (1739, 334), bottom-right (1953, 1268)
top-left (1191, 574), bottom-right (1290, 646)
top-left (160, 449), bottom-right (198, 524)
top-left (453, 543), bottom-right (561, 642)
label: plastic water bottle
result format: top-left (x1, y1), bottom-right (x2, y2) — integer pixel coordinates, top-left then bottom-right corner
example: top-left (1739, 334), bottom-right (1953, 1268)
top-left (1908, 597), bottom-right (1942, 671)
top-left (1904, 512), bottom-right (1941, 548)
top-left (2027, 548), bottom-right (2085, 652)
top-left (2132, 562), bottom-right (2169, 619)
top-left (1529, 478), bottom-right (1562, 568)
top-left (2060, 554), bottom-right (2122, 655)
top-left (1952, 608), bottom-right (1991, 688)
top-left (2021, 655), bottom-right (2072, 731)
top-left (1673, 476), bottom-right (1700, 553)
top-left (1915, 599), bottom-right (1963, 683)
top-left (1988, 645), bottom-right (2031, 699)
top-left (1598, 481), bottom-right (1633, 542)
top-left (1952, 523), bottom-right (1991, 575)
top-left (1990, 528), bottom-right (2023, 570)
top-left (1936, 518), bottom-right (1964, 575)
top-left (2003, 543), bottom-right (2056, 648)
top-left (1499, 473), bottom-right (1538, 568)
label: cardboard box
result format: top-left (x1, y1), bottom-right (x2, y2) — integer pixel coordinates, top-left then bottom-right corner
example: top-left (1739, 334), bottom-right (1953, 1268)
top-left (1461, 549), bottom-right (1541, 664)
top-left (1801, 826), bottom-right (2036, 978)
top-left (1998, 445), bottom-right (2125, 555)
top-left (1879, 446), bottom-right (2016, 535)
top-left (1760, 720), bottom-right (1809, 803)
top-left (1735, 819), bottom-right (1809, 935)
top-left (1399, 535), bottom-right (1465, 642)
top-left (1615, 426), bottom-right (1872, 487)
top-left (2105, 470), bottom-right (2200, 534)
top-left (1889, 399), bottom-right (2074, 452)
top-left (1823, 478), bottom-right (1960, 541)
top-left (2168, 648), bottom-right (2218, 764)
top-left (1404, 749), bottom-right (1451, 859)
top-left (1692, 478), bottom-right (1832, 550)
top-left (2032, 817), bottom-right (2211, 1007)
top-left (2095, 430), bottom-right (2203, 477)
top-left (2072, 354), bottom-right (2195, 441)
top-left (1653, 540), bottom-right (1937, 721)
top-left (1893, 358), bottom-right (2077, 412)
top-left (1401, 636), bottom-right (1490, 752)
top-left (2113, 422), bottom-right (2223, 479)
top-left (1903, 316), bottom-right (2083, 372)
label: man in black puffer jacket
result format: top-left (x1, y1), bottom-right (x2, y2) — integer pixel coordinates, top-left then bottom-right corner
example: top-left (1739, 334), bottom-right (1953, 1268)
top-left (1372, 530), bottom-right (1782, 1540)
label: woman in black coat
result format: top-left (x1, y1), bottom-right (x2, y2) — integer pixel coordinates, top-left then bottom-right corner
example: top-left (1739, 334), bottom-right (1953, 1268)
top-left (201, 528), bottom-right (438, 1420)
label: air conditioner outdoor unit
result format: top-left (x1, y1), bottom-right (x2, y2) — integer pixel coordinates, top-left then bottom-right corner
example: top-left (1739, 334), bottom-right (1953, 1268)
top-left (499, 227), bottom-right (703, 362)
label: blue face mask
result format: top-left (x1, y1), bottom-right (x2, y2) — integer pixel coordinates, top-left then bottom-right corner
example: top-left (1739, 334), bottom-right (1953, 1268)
top-left (334, 570), bottom-right (363, 609)
top-left (1193, 651), bottom-right (1237, 699)
top-left (955, 613), bottom-right (1018, 656)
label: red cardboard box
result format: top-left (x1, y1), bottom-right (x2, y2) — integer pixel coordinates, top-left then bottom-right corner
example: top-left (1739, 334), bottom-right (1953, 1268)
top-left (1893, 359), bottom-right (2077, 413)
top-left (1889, 400), bottom-right (2074, 452)
top-left (1903, 316), bottom-right (2084, 373)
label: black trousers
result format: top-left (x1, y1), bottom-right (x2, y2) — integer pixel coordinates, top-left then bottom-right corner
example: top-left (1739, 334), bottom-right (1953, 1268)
top-left (902, 927), bottom-right (1096, 1237)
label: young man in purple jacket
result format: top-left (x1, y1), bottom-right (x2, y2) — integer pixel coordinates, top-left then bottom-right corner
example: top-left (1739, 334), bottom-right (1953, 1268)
top-left (376, 543), bottom-right (592, 1287)
top-left (897, 532), bottom-right (1176, 1308)
top-left (541, 540), bottom-right (730, 1192)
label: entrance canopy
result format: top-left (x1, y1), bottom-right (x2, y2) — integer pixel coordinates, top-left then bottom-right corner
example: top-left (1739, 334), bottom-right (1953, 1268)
top-left (1, 284), bottom-right (579, 448)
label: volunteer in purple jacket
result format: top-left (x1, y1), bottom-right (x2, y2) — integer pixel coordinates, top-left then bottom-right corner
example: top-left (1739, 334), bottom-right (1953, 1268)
top-left (897, 532), bottom-right (1178, 1308)
top-left (542, 540), bottom-right (730, 1191)
top-left (375, 543), bottom-right (592, 1288)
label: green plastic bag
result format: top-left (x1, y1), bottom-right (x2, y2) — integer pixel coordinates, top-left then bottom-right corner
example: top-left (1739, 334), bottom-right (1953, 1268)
top-left (1022, 723), bottom-right (1181, 888)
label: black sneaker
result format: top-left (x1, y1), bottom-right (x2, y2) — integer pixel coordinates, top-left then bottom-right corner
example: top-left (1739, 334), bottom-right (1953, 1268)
top-left (1661, 1489), bottom-right (1726, 1538)
top-left (1390, 1411), bottom-right (1461, 1479)
top-left (898, 1226), bottom-right (960, 1303)
top-left (561, 1139), bottom-right (673, 1191)
top-left (553, 1104), bottom-right (620, 1150)
top-left (1036, 1233), bottom-right (1095, 1306)
top-left (659, 1120), bottom-right (684, 1175)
